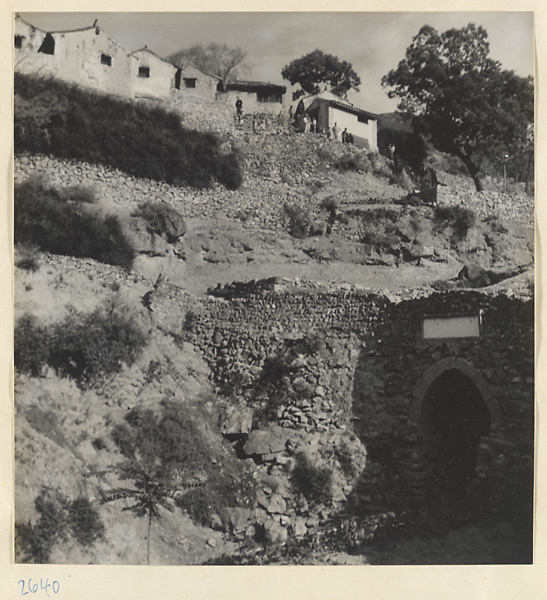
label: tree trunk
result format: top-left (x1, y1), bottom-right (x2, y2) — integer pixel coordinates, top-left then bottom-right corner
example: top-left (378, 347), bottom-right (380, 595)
top-left (456, 151), bottom-right (484, 192)
top-left (525, 149), bottom-right (534, 196)
top-left (147, 514), bottom-right (152, 566)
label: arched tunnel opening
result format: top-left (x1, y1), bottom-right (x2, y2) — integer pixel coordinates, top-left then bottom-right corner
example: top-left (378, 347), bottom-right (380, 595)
top-left (421, 368), bottom-right (491, 486)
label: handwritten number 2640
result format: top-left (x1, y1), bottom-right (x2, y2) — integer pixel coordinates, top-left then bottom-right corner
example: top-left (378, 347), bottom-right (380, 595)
top-left (18, 579), bottom-right (60, 596)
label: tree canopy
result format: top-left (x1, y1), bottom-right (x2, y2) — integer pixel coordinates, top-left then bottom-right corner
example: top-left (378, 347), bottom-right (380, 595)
top-left (382, 24), bottom-right (534, 191)
top-left (282, 50), bottom-right (361, 100)
top-left (167, 43), bottom-right (247, 88)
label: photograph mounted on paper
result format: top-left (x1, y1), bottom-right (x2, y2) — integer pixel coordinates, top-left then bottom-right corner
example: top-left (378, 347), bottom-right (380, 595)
top-left (13, 11), bottom-right (534, 565)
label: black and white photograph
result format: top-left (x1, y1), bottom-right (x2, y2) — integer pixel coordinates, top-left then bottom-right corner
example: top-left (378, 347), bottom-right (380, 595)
top-left (12, 11), bottom-right (535, 567)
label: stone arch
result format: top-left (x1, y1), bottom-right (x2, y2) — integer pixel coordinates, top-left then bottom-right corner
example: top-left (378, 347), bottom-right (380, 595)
top-left (410, 357), bottom-right (502, 425)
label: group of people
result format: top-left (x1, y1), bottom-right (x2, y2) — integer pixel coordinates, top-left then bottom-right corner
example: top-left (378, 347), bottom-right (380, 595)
top-left (235, 97), bottom-right (354, 145)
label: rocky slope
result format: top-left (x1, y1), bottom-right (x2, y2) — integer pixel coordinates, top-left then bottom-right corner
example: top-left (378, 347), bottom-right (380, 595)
top-left (13, 102), bottom-right (534, 565)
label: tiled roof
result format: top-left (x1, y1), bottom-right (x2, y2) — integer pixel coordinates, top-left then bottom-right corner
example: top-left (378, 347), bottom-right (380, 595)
top-left (226, 80), bottom-right (286, 94)
top-left (317, 98), bottom-right (377, 120)
top-left (130, 47), bottom-right (177, 68)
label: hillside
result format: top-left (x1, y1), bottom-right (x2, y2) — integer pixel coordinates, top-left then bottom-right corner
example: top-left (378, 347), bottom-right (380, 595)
top-left (13, 78), bottom-right (534, 565)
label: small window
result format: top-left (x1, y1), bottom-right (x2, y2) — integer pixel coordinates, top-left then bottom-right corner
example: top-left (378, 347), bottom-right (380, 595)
top-left (14, 35), bottom-right (23, 49)
top-left (175, 69), bottom-right (182, 90)
top-left (257, 93), bottom-right (282, 103)
top-left (184, 78), bottom-right (197, 88)
top-left (101, 53), bottom-right (112, 66)
top-left (357, 114), bottom-right (369, 124)
top-left (38, 33), bottom-right (55, 55)
top-left (138, 66), bottom-right (150, 78)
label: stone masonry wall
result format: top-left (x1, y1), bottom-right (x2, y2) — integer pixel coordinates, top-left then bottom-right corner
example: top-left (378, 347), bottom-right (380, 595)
top-left (145, 281), bottom-right (534, 458)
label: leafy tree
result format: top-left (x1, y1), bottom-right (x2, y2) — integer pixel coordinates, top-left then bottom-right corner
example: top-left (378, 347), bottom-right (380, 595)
top-left (282, 50), bottom-right (361, 100)
top-left (382, 24), bottom-right (534, 191)
top-left (167, 43), bottom-right (247, 88)
top-left (103, 404), bottom-right (207, 564)
top-left (100, 462), bottom-right (178, 565)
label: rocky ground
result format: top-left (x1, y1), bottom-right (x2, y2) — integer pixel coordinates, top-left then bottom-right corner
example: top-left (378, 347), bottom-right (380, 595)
top-left (13, 100), bottom-right (535, 565)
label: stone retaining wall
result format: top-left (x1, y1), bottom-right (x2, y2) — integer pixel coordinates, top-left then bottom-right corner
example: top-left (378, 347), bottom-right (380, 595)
top-left (147, 281), bottom-right (534, 457)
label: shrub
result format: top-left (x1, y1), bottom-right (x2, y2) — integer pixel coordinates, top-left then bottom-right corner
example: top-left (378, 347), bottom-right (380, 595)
top-left (434, 205), bottom-right (476, 241)
top-left (321, 196), bottom-right (339, 222)
top-left (58, 185), bottom-right (97, 204)
top-left (48, 302), bottom-right (148, 386)
top-left (377, 126), bottom-right (427, 172)
top-left (335, 441), bottom-right (359, 479)
top-left (334, 152), bottom-right (370, 172)
top-left (15, 489), bottom-right (68, 563)
top-left (291, 452), bottom-right (333, 506)
top-left (14, 177), bottom-right (135, 269)
top-left (14, 314), bottom-right (50, 377)
top-left (15, 490), bottom-right (104, 563)
top-left (283, 203), bottom-right (313, 238)
top-left (14, 73), bottom-right (242, 190)
top-left (219, 149), bottom-right (244, 190)
top-left (15, 244), bottom-right (41, 272)
top-left (68, 498), bottom-right (105, 546)
top-left (358, 208), bottom-right (401, 249)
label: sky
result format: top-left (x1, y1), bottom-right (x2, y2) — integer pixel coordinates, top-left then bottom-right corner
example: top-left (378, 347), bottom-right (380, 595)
top-left (20, 12), bottom-right (534, 114)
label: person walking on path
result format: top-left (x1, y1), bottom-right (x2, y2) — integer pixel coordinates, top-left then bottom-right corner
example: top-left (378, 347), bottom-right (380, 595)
top-left (235, 97), bottom-right (243, 126)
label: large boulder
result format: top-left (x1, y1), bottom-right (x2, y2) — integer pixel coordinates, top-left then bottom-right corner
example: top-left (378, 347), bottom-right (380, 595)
top-left (123, 216), bottom-right (171, 256)
top-left (139, 201), bottom-right (186, 243)
top-left (243, 424), bottom-right (293, 459)
top-left (458, 264), bottom-right (492, 288)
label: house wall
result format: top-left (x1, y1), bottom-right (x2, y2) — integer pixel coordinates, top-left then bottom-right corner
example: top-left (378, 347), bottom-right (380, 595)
top-left (14, 19), bottom-right (134, 98)
top-left (328, 105), bottom-right (378, 150)
top-left (132, 50), bottom-right (177, 100)
top-left (52, 29), bottom-right (134, 98)
top-left (14, 17), bottom-right (49, 74)
top-left (177, 65), bottom-right (218, 101)
top-left (219, 90), bottom-right (286, 115)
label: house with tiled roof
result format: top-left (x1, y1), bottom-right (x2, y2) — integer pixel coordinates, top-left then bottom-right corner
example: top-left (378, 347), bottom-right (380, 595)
top-left (219, 80), bottom-right (287, 114)
top-left (304, 91), bottom-right (378, 149)
top-left (14, 14), bottom-right (290, 113)
top-left (130, 46), bottom-right (179, 100)
top-left (175, 63), bottom-right (220, 100)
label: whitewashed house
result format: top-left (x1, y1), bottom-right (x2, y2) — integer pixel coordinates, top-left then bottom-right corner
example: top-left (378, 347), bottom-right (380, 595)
top-left (14, 14), bottom-right (135, 98)
top-left (304, 91), bottom-right (378, 150)
top-left (131, 47), bottom-right (179, 100)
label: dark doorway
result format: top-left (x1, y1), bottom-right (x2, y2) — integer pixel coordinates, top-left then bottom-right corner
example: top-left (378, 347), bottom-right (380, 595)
top-left (422, 369), bottom-right (490, 485)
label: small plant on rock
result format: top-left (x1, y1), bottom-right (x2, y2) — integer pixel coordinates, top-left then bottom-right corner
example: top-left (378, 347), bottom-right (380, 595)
top-left (291, 452), bottom-right (333, 506)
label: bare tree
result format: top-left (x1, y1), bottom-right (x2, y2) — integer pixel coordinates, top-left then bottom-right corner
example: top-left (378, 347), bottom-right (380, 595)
top-left (167, 43), bottom-right (248, 89)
